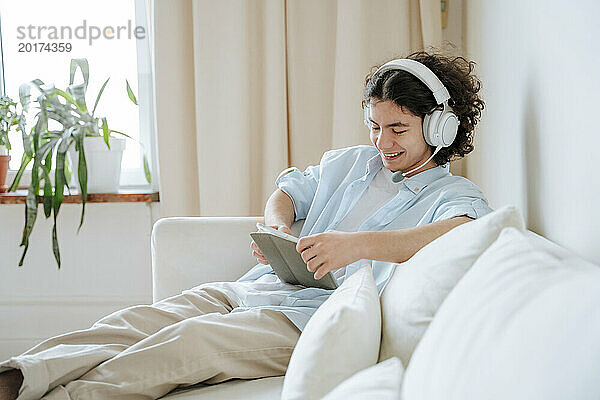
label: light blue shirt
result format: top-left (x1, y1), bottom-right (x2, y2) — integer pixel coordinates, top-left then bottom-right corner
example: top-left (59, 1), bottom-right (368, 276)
top-left (236, 145), bottom-right (492, 330)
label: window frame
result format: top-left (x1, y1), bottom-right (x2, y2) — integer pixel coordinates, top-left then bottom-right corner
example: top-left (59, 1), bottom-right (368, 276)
top-left (0, 0), bottom-right (158, 192)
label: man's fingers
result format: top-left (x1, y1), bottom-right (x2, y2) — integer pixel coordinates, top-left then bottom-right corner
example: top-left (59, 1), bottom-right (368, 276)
top-left (269, 225), bottom-right (292, 235)
top-left (313, 264), bottom-right (327, 280)
top-left (252, 249), bottom-right (265, 258)
top-left (316, 262), bottom-right (334, 279)
top-left (251, 242), bottom-right (265, 256)
top-left (252, 249), bottom-right (267, 261)
top-left (296, 239), bottom-right (314, 253)
top-left (307, 259), bottom-right (324, 273)
top-left (300, 247), bottom-right (317, 263)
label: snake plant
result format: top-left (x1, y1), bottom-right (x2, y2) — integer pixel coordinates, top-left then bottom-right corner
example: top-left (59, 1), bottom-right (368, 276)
top-left (10, 58), bottom-right (151, 268)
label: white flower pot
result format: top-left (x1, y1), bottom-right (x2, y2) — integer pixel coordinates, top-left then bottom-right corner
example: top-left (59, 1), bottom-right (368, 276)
top-left (68, 137), bottom-right (125, 193)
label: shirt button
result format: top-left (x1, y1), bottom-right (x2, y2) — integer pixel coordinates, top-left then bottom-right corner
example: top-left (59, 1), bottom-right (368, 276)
top-left (414, 187), bottom-right (420, 191)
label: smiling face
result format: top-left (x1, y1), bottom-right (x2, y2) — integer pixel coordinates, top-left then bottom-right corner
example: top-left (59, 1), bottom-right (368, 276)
top-left (367, 99), bottom-right (437, 176)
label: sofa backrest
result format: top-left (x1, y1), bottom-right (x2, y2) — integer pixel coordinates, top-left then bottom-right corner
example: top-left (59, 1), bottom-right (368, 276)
top-left (402, 227), bottom-right (600, 400)
top-left (152, 217), bottom-right (305, 301)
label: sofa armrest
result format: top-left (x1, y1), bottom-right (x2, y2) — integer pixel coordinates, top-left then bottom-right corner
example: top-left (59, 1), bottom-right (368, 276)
top-left (151, 216), bottom-right (263, 302)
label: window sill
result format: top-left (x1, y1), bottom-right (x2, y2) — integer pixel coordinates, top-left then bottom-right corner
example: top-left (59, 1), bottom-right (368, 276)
top-left (0, 189), bottom-right (160, 204)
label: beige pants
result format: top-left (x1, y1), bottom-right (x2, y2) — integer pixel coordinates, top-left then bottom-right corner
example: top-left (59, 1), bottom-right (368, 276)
top-left (1, 283), bottom-right (301, 400)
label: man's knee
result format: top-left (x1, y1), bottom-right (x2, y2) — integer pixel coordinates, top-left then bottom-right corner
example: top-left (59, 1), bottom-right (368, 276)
top-left (92, 304), bottom-right (158, 329)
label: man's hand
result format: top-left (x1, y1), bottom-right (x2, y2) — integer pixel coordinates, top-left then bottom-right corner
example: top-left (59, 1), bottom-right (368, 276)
top-left (296, 230), bottom-right (362, 280)
top-left (251, 225), bottom-right (293, 264)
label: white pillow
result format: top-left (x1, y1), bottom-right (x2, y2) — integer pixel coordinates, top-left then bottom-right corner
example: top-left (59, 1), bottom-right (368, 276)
top-left (281, 265), bottom-right (381, 400)
top-left (379, 205), bottom-right (524, 366)
top-left (322, 357), bottom-right (404, 400)
top-left (402, 227), bottom-right (600, 400)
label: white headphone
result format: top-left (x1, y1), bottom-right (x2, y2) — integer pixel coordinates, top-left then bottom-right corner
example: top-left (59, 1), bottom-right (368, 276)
top-left (364, 59), bottom-right (459, 181)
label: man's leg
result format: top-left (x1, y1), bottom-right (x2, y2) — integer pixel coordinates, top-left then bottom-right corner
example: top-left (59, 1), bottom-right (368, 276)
top-left (0, 285), bottom-right (237, 400)
top-left (51, 308), bottom-right (301, 400)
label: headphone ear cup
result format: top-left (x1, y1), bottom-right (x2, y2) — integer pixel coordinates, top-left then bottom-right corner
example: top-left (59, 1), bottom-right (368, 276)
top-left (423, 110), bottom-right (442, 147)
top-left (439, 113), bottom-right (459, 146)
top-left (422, 113), bottom-right (431, 142)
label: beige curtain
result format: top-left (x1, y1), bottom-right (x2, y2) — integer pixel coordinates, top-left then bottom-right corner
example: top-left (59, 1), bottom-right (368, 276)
top-left (154, 0), bottom-right (442, 217)
top-left (154, 0), bottom-right (200, 217)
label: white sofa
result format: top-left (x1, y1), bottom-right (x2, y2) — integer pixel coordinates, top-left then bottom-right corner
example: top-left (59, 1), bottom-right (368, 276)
top-left (152, 211), bottom-right (600, 400)
top-left (152, 216), bottom-right (287, 399)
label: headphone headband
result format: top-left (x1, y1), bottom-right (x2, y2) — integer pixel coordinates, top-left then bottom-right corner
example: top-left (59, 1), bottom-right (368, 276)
top-left (372, 59), bottom-right (450, 105)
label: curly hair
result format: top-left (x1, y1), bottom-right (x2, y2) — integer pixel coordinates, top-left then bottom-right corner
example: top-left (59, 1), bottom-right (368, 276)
top-left (363, 51), bottom-right (485, 165)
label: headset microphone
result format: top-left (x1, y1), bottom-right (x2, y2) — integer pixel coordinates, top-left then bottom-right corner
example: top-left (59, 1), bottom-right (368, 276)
top-left (390, 146), bottom-right (442, 183)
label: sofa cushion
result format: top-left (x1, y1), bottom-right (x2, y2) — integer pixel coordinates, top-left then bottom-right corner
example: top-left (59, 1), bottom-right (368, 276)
top-left (379, 205), bottom-right (524, 365)
top-left (161, 376), bottom-right (283, 399)
top-left (322, 357), bottom-right (404, 400)
top-left (402, 227), bottom-right (600, 400)
top-left (281, 265), bottom-right (381, 400)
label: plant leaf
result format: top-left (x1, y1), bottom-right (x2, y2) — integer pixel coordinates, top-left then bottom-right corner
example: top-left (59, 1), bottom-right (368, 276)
top-left (64, 154), bottom-right (71, 188)
top-left (143, 154), bottom-right (152, 183)
top-left (18, 243), bottom-right (30, 267)
top-left (30, 78), bottom-right (46, 90)
top-left (50, 140), bottom-right (69, 269)
top-left (52, 147), bottom-right (65, 216)
top-left (8, 153), bottom-right (32, 191)
top-left (18, 110), bottom-right (48, 265)
top-left (19, 83), bottom-right (31, 112)
top-left (19, 142), bottom-right (41, 266)
top-left (92, 77), bottom-right (110, 117)
top-left (108, 129), bottom-right (133, 139)
top-left (52, 223), bottom-right (61, 269)
top-left (53, 88), bottom-right (77, 106)
top-left (19, 183), bottom-right (39, 265)
top-left (12, 133), bottom-right (58, 194)
top-left (102, 117), bottom-right (110, 149)
top-left (42, 151), bottom-right (53, 218)
top-left (65, 84), bottom-right (88, 114)
top-left (19, 119), bottom-right (31, 154)
top-left (21, 124), bottom-right (35, 158)
top-left (69, 58), bottom-right (89, 87)
top-left (75, 129), bottom-right (88, 232)
top-left (126, 80), bottom-right (137, 105)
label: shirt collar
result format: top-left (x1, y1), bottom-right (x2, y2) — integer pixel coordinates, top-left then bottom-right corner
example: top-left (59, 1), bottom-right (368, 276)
top-left (366, 153), bottom-right (382, 174)
top-left (365, 151), bottom-right (450, 194)
top-left (401, 164), bottom-right (450, 194)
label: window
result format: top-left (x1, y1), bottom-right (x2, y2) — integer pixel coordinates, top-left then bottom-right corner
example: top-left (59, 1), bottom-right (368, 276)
top-left (0, 0), bottom-right (157, 189)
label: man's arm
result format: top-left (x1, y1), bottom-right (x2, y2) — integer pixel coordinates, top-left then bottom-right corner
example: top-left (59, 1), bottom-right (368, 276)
top-left (357, 216), bottom-right (472, 263)
top-left (264, 189), bottom-right (295, 229)
top-left (297, 216), bottom-right (473, 279)
top-left (251, 189), bottom-right (296, 264)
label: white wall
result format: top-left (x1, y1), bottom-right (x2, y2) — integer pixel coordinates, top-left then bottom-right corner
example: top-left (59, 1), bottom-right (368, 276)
top-left (0, 203), bottom-right (159, 360)
top-left (441, 0), bottom-right (465, 177)
top-left (462, 0), bottom-right (600, 264)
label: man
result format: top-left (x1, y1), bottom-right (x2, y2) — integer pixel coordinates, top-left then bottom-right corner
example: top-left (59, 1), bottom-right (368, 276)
top-left (0, 51), bottom-right (491, 400)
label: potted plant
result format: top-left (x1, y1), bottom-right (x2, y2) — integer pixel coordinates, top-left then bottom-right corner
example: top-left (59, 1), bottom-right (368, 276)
top-left (0, 95), bottom-right (26, 192)
top-left (67, 79), bottom-right (148, 192)
top-left (10, 58), bottom-right (151, 268)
